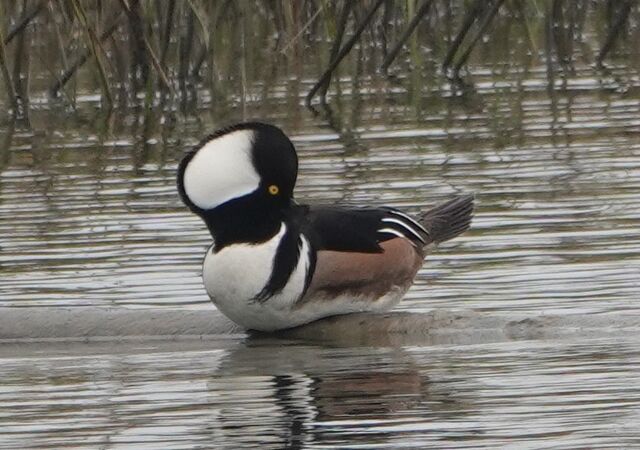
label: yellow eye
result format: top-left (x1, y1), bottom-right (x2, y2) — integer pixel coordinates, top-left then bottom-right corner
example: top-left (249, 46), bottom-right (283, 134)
top-left (268, 185), bottom-right (279, 195)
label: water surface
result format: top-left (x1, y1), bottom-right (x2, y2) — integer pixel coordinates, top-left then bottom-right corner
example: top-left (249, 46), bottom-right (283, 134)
top-left (2, 335), bottom-right (640, 448)
top-left (1, 52), bottom-right (640, 448)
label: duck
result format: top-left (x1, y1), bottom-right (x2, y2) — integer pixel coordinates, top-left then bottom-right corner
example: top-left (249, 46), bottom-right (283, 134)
top-left (177, 122), bottom-right (474, 331)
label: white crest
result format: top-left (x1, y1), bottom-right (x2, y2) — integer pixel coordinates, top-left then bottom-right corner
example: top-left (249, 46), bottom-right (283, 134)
top-left (183, 129), bottom-right (260, 209)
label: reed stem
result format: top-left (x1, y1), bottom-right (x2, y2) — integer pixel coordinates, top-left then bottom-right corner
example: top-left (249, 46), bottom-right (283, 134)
top-left (306, 0), bottom-right (385, 105)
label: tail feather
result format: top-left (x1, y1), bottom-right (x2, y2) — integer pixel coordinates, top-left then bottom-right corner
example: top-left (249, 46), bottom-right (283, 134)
top-left (419, 194), bottom-right (474, 244)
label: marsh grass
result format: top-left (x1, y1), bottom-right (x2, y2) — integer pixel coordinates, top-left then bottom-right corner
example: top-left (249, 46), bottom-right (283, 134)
top-left (0, 0), bottom-right (638, 118)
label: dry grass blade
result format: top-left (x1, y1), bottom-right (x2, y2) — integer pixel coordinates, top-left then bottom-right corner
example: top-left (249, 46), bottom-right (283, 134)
top-left (596, 0), bottom-right (636, 67)
top-left (160, 0), bottom-right (176, 69)
top-left (70, 0), bottom-right (113, 106)
top-left (381, 0), bottom-right (434, 72)
top-left (4, 0), bottom-right (46, 45)
top-left (50, 9), bottom-right (123, 97)
top-left (442, 0), bottom-right (485, 75)
top-left (280, 2), bottom-right (324, 54)
top-left (307, 0), bottom-right (387, 105)
top-left (0, 3), bottom-right (19, 115)
top-left (186, 0), bottom-right (211, 51)
top-left (119, 0), bottom-right (174, 94)
top-left (452, 0), bottom-right (506, 79)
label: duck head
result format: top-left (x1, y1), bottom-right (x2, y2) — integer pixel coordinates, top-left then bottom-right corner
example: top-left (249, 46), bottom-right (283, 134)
top-left (177, 122), bottom-right (298, 249)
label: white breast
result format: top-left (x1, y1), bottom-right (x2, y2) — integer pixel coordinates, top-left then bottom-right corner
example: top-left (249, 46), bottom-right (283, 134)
top-left (202, 223), bottom-right (311, 331)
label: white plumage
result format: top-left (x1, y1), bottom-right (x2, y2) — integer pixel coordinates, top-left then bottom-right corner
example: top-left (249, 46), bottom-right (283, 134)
top-left (202, 224), bottom-right (313, 331)
top-left (183, 129), bottom-right (260, 210)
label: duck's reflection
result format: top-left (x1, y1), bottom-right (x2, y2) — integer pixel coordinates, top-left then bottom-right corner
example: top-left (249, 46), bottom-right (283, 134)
top-left (205, 337), bottom-right (467, 447)
top-left (313, 369), bottom-right (424, 418)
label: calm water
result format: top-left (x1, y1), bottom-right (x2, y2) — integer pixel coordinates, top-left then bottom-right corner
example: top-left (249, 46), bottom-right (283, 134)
top-left (1, 60), bottom-right (640, 446)
top-left (2, 336), bottom-right (640, 449)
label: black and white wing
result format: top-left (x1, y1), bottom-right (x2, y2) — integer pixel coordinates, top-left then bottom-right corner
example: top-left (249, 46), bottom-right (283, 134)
top-left (300, 205), bottom-right (429, 253)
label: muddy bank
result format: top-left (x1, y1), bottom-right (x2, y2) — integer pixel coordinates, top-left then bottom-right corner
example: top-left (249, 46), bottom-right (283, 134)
top-left (1, 307), bottom-right (638, 346)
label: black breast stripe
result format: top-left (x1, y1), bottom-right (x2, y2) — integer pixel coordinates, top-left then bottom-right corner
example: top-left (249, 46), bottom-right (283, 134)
top-left (301, 237), bottom-right (316, 299)
top-left (252, 224), bottom-right (301, 303)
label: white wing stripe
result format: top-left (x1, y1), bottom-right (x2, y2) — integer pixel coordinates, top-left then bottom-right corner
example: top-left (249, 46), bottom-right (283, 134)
top-left (381, 217), bottom-right (427, 243)
top-left (388, 210), bottom-right (429, 235)
top-left (377, 228), bottom-right (406, 239)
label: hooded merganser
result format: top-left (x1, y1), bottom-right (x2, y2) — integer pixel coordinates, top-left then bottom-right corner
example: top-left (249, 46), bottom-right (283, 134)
top-left (177, 122), bottom-right (474, 331)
